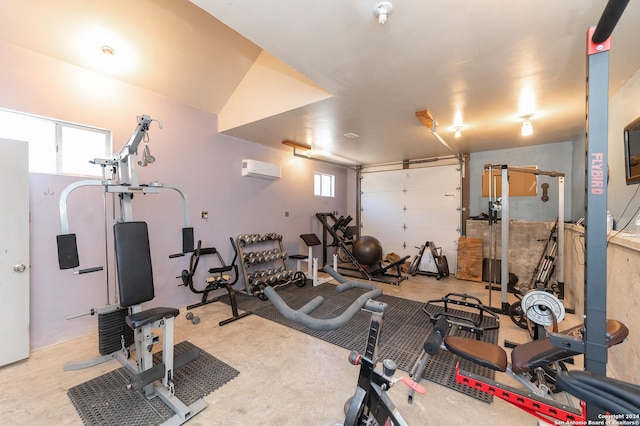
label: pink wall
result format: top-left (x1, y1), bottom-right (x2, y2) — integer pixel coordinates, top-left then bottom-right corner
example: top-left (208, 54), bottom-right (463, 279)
top-left (0, 42), bottom-right (348, 350)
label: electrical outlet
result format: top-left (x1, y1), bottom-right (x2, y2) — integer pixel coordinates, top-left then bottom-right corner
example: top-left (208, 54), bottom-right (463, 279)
top-left (200, 210), bottom-right (208, 220)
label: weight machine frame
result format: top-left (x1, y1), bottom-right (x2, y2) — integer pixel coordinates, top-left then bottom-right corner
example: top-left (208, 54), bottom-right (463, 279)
top-left (56, 115), bottom-right (194, 371)
top-left (315, 212), bottom-right (409, 285)
top-left (483, 164), bottom-right (565, 314)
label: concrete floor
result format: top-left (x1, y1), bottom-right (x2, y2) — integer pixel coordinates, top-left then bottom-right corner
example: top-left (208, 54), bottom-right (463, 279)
top-left (0, 273), bottom-right (582, 425)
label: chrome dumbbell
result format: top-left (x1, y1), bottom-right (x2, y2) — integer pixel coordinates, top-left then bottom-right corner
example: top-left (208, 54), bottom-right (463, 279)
top-left (185, 312), bottom-right (200, 324)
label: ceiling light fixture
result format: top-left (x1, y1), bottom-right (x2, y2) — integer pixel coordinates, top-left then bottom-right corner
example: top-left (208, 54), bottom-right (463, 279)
top-left (521, 115), bottom-right (533, 137)
top-left (452, 111), bottom-right (464, 138)
top-left (101, 45), bottom-right (115, 56)
top-left (374, 2), bottom-right (393, 25)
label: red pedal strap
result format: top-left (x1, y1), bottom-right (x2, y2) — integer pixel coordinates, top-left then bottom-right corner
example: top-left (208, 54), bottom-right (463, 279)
top-left (454, 363), bottom-right (586, 424)
top-left (400, 376), bottom-right (426, 394)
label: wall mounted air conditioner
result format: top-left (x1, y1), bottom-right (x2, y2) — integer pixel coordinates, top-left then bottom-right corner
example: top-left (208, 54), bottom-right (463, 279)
top-left (241, 159), bottom-right (281, 180)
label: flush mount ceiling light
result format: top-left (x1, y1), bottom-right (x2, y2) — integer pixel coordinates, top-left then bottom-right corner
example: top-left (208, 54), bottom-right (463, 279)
top-left (374, 2), bottom-right (393, 24)
top-left (101, 45), bottom-right (115, 56)
top-left (521, 114), bottom-right (533, 137)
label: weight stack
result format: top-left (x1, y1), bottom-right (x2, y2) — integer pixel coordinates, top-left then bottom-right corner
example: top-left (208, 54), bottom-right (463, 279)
top-left (98, 308), bottom-right (134, 355)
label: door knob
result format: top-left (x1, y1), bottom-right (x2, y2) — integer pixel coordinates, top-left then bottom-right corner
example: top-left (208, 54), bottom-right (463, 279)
top-left (13, 264), bottom-right (26, 273)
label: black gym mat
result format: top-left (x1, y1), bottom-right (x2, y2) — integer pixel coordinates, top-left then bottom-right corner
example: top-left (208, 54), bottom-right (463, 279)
top-left (67, 341), bottom-right (239, 425)
top-left (226, 283), bottom-right (498, 403)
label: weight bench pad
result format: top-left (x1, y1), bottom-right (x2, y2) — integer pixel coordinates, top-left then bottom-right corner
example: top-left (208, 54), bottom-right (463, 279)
top-left (444, 336), bottom-right (507, 372)
top-left (511, 338), bottom-right (576, 374)
top-left (511, 319), bottom-right (628, 375)
top-left (126, 306), bottom-right (180, 329)
top-left (114, 222), bottom-right (155, 307)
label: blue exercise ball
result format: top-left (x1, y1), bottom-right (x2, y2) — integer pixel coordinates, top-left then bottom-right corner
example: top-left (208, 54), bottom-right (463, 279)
top-left (353, 236), bottom-right (383, 266)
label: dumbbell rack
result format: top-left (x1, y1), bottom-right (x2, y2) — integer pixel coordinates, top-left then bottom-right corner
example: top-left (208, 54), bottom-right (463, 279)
top-left (237, 233), bottom-right (304, 300)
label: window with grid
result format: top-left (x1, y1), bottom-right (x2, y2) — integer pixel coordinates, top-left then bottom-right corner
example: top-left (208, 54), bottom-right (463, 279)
top-left (314, 172), bottom-right (335, 197)
top-left (0, 108), bottom-right (111, 177)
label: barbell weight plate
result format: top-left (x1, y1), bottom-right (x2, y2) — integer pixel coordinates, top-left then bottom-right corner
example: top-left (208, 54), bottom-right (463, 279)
top-left (521, 290), bottom-right (565, 326)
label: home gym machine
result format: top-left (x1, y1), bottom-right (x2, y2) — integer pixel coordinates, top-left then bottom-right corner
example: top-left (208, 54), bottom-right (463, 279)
top-left (315, 212), bottom-right (409, 285)
top-left (458, 2), bottom-right (637, 409)
top-left (56, 115), bottom-right (205, 424)
top-left (508, 220), bottom-right (571, 333)
top-left (171, 238), bottom-right (252, 326)
top-left (451, 317), bottom-right (629, 424)
top-left (264, 266), bottom-right (425, 425)
top-left (483, 164), bottom-right (565, 315)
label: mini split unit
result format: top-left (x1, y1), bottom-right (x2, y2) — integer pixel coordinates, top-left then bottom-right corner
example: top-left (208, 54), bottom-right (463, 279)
top-left (241, 159), bottom-right (281, 180)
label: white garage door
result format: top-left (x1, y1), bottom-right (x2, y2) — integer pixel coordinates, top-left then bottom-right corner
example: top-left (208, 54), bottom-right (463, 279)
top-left (360, 164), bottom-right (461, 273)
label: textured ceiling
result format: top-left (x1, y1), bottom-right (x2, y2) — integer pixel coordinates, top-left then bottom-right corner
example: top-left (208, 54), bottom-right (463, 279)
top-left (1, 0), bottom-right (639, 165)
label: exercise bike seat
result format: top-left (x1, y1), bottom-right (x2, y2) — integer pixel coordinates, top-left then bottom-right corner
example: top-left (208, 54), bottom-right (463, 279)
top-left (444, 336), bottom-right (508, 372)
top-left (511, 319), bottom-right (628, 374)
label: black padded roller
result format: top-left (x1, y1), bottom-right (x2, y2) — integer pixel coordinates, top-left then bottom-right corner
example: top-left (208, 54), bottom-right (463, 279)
top-left (433, 317), bottom-right (450, 337)
top-left (424, 317), bottom-right (449, 355)
top-left (592, 0), bottom-right (629, 44)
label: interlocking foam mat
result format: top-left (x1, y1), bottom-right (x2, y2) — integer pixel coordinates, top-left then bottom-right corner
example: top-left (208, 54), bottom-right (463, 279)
top-left (225, 283), bottom-right (499, 402)
top-left (67, 341), bottom-right (239, 425)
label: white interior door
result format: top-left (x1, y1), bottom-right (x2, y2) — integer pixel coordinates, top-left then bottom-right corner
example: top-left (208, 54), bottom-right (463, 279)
top-left (0, 138), bottom-right (30, 366)
top-left (361, 164), bottom-right (461, 273)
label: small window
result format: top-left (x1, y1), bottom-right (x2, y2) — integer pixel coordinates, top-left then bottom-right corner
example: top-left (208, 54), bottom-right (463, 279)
top-left (0, 108), bottom-right (111, 177)
top-left (314, 172), bottom-right (335, 197)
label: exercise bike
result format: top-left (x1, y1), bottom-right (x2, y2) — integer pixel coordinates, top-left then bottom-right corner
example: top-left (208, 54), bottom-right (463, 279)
top-left (264, 266), bottom-right (425, 425)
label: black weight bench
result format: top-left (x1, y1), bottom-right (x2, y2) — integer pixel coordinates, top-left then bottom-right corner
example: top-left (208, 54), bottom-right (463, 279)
top-left (114, 221), bottom-right (206, 424)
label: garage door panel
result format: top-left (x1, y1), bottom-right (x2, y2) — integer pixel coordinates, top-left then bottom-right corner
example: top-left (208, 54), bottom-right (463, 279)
top-left (361, 164), bottom-right (461, 274)
top-left (404, 209), bottom-right (459, 230)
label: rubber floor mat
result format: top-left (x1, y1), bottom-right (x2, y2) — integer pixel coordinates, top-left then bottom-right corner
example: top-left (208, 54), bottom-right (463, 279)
top-left (67, 341), bottom-right (239, 425)
top-left (225, 283), bottom-right (499, 402)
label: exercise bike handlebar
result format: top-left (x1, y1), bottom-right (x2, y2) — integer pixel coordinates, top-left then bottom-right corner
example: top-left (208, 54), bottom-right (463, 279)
top-left (263, 266), bottom-right (383, 331)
